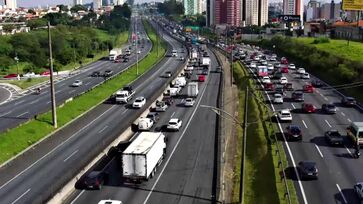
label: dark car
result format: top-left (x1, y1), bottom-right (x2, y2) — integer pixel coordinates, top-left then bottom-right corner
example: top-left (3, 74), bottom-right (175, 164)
top-left (146, 112), bottom-right (160, 123)
top-left (104, 70), bottom-right (113, 77)
top-left (91, 71), bottom-right (101, 77)
top-left (325, 130), bottom-right (344, 146)
top-left (123, 57), bottom-right (129, 63)
top-left (284, 83), bottom-right (294, 91)
top-left (341, 97), bottom-right (356, 107)
top-left (298, 161), bottom-right (318, 180)
top-left (321, 103), bottom-right (337, 114)
top-left (292, 91), bottom-right (304, 102)
top-left (162, 95), bottom-right (174, 106)
top-left (312, 80), bottom-right (324, 88)
top-left (202, 69), bottom-right (208, 75)
top-left (275, 85), bottom-right (285, 96)
top-left (286, 125), bottom-right (302, 141)
top-left (164, 71), bottom-right (172, 78)
top-left (81, 171), bottom-right (107, 190)
top-left (273, 71), bottom-right (283, 79)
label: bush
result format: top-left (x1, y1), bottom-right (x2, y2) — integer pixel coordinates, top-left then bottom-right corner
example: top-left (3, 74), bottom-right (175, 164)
top-left (312, 37), bottom-right (330, 44)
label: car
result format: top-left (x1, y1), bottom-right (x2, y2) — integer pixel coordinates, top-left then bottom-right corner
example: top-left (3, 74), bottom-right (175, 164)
top-left (114, 58), bottom-right (121, 63)
top-left (137, 50), bottom-right (141, 54)
top-left (286, 125), bottom-right (302, 140)
top-left (162, 95), bottom-right (174, 105)
top-left (262, 76), bottom-right (271, 84)
top-left (164, 71), bottom-right (172, 78)
top-left (82, 171), bottom-right (107, 190)
top-left (123, 57), bottom-right (129, 63)
top-left (167, 118), bottom-right (182, 131)
top-left (155, 100), bottom-right (168, 112)
top-left (198, 75), bottom-right (206, 82)
top-left (184, 98), bottom-right (195, 107)
top-left (202, 69), bottom-right (209, 75)
top-left (277, 109), bottom-right (292, 122)
top-left (303, 84), bottom-right (315, 93)
top-left (98, 200), bottom-right (123, 204)
top-left (279, 76), bottom-right (288, 84)
top-left (297, 68), bottom-right (306, 74)
top-left (312, 80), bottom-right (324, 88)
top-left (301, 73), bottom-right (310, 79)
top-left (298, 161), bottom-right (318, 180)
top-left (275, 85), bottom-right (285, 95)
top-left (354, 182), bottom-right (363, 200)
top-left (274, 63), bottom-right (281, 69)
top-left (284, 83), bottom-right (294, 91)
top-left (325, 130), bottom-right (344, 146)
top-left (3, 73), bottom-right (18, 78)
top-left (281, 66), bottom-right (289, 73)
top-left (104, 70), bottom-right (113, 77)
top-left (281, 57), bottom-right (288, 64)
top-left (292, 91), bottom-right (304, 102)
top-left (302, 103), bottom-right (317, 113)
top-left (264, 82), bottom-right (275, 91)
top-left (341, 96), bottom-right (356, 107)
top-left (273, 93), bottom-right (284, 104)
top-left (146, 112), bottom-right (160, 123)
top-left (138, 117), bottom-right (154, 131)
top-left (72, 80), bottom-right (83, 87)
top-left (321, 103), bottom-right (337, 114)
top-left (132, 97), bottom-right (146, 108)
top-left (288, 64), bottom-right (296, 69)
top-left (91, 71), bottom-right (101, 77)
top-left (273, 71), bottom-right (283, 79)
top-left (216, 66), bottom-right (222, 73)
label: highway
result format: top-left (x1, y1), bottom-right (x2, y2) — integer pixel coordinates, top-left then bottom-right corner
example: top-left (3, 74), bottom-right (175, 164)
top-left (241, 46), bottom-right (363, 204)
top-left (0, 17), bottom-right (151, 133)
top-left (68, 32), bottom-right (221, 204)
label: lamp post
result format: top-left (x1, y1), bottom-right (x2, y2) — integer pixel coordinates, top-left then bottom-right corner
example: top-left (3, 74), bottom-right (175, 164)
top-left (14, 55), bottom-right (20, 80)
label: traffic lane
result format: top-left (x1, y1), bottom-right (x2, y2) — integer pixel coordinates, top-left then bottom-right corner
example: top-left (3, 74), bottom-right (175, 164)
top-left (0, 33), bottom-right (184, 203)
top-left (0, 87), bottom-right (11, 104)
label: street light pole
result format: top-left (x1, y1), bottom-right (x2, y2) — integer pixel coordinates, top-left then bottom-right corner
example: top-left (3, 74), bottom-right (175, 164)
top-left (48, 21), bottom-right (57, 128)
top-left (14, 54), bottom-right (19, 80)
top-left (136, 17), bottom-right (139, 76)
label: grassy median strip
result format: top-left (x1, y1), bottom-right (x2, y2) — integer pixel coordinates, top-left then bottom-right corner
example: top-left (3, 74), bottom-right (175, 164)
top-left (231, 62), bottom-right (298, 203)
top-left (0, 20), bottom-right (166, 164)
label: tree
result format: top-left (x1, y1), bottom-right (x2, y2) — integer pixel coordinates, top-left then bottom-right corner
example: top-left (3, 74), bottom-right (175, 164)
top-left (43, 13), bottom-right (72, 26)
top-left (57, 4), bottom-right (69, 13)
top-left (27, 18), bottom-right (48, 30)
top-left (70, 4), bottom-right (87, 13)
top-left (0, 56), bottom-right (14, 71)
top-left (3, 24), bottom-right (15, 33)
top-left (27, 9), bottom-right (36, 15)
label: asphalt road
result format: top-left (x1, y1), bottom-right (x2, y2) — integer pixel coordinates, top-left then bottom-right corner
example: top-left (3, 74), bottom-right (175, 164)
top-left (0, 86), bottom-right (11, 105)
top-left (68, 36), bottom-right (221, 204)
top-left (0, 17), bottom-right (151, 133)
top-left (242, 47), bottom-right (363, 204)
top-left (0, 19), bottom-right (188, 204)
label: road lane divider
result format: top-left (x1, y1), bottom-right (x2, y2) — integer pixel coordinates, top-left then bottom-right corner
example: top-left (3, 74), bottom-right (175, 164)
top-left (0, 111), bottom-right (11, 118)
top-left (336, 184), bottom-right (347, 204)
top-left (325, 120), bottom-right (332, 128)
top-left (341, 112), bottom-right (345, 117)
top-left (98, 126), bottom-right (108, 134)
top-left (302, 120), bottom-right (308, 129)
top-left (348, 118), bottom-right (352, 123)
top-left (63, 150), bottom-right (79, 162)
top-left (16, 112), bottom-right (28, 118)
top-left (344, 146), bottom-right (353, 157)
top-left (291, 103), bottom-right (296, 109)
top-left (11, 188), bottom-right (30, 204)
top-left (14, 100), bottom-right (25, 105)
top-left (314, 144), bottom-right (324, 158)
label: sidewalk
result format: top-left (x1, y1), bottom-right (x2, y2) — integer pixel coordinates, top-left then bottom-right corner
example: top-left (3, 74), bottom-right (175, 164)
top-left (215, 49), bottom-right (239, 204)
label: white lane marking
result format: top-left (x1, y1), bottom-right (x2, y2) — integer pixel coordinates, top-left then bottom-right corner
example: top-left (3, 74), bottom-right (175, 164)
top-left (69, 90), bottom-right (76, 94)
top-left (345, 146), bottom-right (353, 157)
top-left (347, 118), bottom-right (352, 123)
top-left (325, 120), bottom-right (332, 128)
top-left (336, 184), bottom-right (347, 204)
top-left (47, 101), bottom-right (51, 104)
top-left (291, 103), bottom-right (296, 109)
top-left (63, 150), bottom-right (79, 162)
top-left (143, 69), bottom-right (209, 204)
top-left (29, 99), bottom-right (39, 105)
top-left (70, 190), bottom-right (85, 204)
top-left (14, 100), bottom-right (25, 105)
top-left (323, 97), bottom-right (328, 101)
top-left (0, 111), bottom-right (12, 117)
top-left (16, 112), bottom-right (28, 118)
top-left (55, 90), bottom-right (62, 94)
top-left (302, 120), bottom-right (308, 129)
top-left (98, 126), bottom-right (108, 134)
top-left (170, 111), bottom-right (175, 118)
top-left (0, 106), bottom-right (116, 191)
top-left (11, 188), bottom-right (30, 204)
top-left (121, 109), bottom-right (128, 115)
top-left (316, 90), bottom-right (320, 93)
top-left (85, 82), bottom-right (91, 86)
top-left (319, 93), bottom-right (323, 97)
top-left (341, 112), bottom-right (346, 117)
top-left (315, 144), bottom-right (324, 158)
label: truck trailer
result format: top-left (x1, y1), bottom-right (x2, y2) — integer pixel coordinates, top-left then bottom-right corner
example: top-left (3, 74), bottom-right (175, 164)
top-left (187, 82), bottom-right (199, 97)
top-left (122, 132), bottom-right (166, 182)
top-left (109, 48), bottom-right (122, 61)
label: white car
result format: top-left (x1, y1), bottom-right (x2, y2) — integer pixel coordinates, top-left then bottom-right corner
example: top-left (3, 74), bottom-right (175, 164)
top-left (277, 109), bottom-right (292, 122)
top-left (301, 73), bottom-right (310, 79)
top-left (184, 98), bottom-right (195, 107)
top-left (132, 97), bottom-right (146, 108)
top-left (72, 80), bottom-right (83, 87)
top-left (297, 68), bottom-right (306, 74)
top-left (137, 50), bottom-right (141, 54)
top-left (262, 76), bottom-right (271, 84)
top-left (273, 94), bottom-right (284, 104)
top-left (98, 200), bottom-right (123, 204)
top-left (185, 65), bottom-right (194, 71)
top-left (167, 118), bottom-right (182, 131)
top-left (288, 64), bottom-right (296, 69)
top-left (260, 60), bottom-right (267, 65)
top-left (249, 63), bottom-right (256, 68)
top-left (267, 64), bottom-right (274, 70)
top-left (138, 118), bottom-right (154, 131)
top-left (279, 77), bottom-right (288, 84)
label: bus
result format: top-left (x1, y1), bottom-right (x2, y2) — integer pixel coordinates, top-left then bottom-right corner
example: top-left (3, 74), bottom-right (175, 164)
top-left (347, 122), bottom-right (363, 145)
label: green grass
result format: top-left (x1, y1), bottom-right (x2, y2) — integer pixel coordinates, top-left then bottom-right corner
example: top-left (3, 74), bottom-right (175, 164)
top-left (0, 20), bottom-right (166, 164)
top-left (231, 61), bottom-right (298, 204)
top-left (0, 78), bottom-right (50, 89)
top-left (295, 37), bottom-right (363, 63)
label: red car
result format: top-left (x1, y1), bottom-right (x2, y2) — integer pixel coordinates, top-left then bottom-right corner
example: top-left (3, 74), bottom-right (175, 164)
top-left (281, 57), bottom-right (288, 64)
top-left (41, 71), bottom-right (50, 76)
top-left (3, 73), bottom-right (17, 78)
top-left (303, 84), bottom-right (315, 93)
top-left (264, 82), bottom-right (275, 91)
top-left (281, 66), bottom-right (289, 73)
top-left (302, 103), bottom-right (316, 113)
top-left (198, 75), bottom-right (205, 82)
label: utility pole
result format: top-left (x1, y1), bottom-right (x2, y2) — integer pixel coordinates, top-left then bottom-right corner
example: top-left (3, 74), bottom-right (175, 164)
top-left (157, 21), bottom-right (159, 57)
top-left (48, 22), bottom-right (57, 128)
top-left (136, 17), bottom-right (139, 75)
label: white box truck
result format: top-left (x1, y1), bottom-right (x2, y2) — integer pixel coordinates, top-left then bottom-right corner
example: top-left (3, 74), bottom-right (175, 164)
top-left (122, 132), bottom-right (166, 182)
top-left (187, 82), bottom-right (199, 97)
top-left (109, 48), bottom-right (122, 61)
top-left (191, 51), bottom-right (198, 59)
top-left (201, 57), bottom-right (210, 67)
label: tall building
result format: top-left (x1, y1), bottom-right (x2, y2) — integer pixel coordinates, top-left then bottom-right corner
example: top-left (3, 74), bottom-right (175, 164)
top-left (184, 0), bottom-right (198, 15)
top-left (215, 0), bottom-right (240, 26)
top-left (73, 0), bottom-right (83, 5)
top-left (207, 0), bottom-right (215, 26)
top-left (4, 0), bottom-right (17, 9)
top-left (199, 0), bottom-right (206, 13)
top-left (93, 0), bottom-right (102, 9)
top-left (245, 0), bottom-right (268, 26)
top-left (283, 0), bottom-right (303, 22)
top-left (114, 0), bottom-right (125, 5)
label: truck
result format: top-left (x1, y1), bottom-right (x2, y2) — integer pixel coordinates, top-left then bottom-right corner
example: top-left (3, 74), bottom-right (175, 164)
top-left (115, 85), bottom-right (135, 103)
top-left (137, 118), bottom-right (154, 131)
top-left (191, 50), bottom-right (198, 59)
top-left (187, 82), bottom-right (199, 97)
top-left (347, 122), bottom-right (363, 145)
top-left (109, 48), bottom-right (122, 61)
top-left (122, 132), bottom-right (166, 182)
top-left (174, 77), bottom-right (186, 87)
top-left (201, 57), bottom-right (211, 68)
